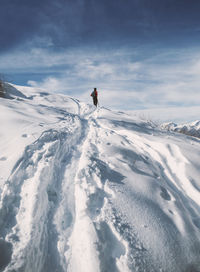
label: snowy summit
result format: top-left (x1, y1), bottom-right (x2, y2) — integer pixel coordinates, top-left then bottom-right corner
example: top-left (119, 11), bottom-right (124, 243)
top-left (0, 83), bottom-right (200, 272)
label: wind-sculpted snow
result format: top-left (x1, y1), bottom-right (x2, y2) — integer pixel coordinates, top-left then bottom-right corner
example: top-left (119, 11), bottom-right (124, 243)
top-left (0, 84), bottom-right (200, 272)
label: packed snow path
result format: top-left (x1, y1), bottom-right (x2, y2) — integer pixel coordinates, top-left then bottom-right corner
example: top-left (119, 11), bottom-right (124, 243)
top-left (0, 84), bottom-right (200, 272)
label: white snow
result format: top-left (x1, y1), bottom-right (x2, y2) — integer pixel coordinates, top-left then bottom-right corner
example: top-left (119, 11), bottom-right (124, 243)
top-left (161, 120), bottom-right (200, 138)
top-left (0, 83), bottom-right (200, 272)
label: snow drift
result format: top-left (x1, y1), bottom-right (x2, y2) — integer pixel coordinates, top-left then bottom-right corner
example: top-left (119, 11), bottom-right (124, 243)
top-left (0, 84), bottom-right (200, 272)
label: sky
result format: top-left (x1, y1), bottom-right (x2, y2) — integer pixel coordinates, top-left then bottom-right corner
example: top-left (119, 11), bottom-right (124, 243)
top-left (1, 0), bottom-right (200, 122)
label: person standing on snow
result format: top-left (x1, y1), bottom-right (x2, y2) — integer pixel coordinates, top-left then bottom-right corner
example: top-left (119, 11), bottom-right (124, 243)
top-left (91, 87), bottom-right (98, 107)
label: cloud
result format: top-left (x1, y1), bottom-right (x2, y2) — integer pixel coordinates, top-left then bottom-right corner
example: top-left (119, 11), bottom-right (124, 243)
top-left (129, 106), bottom-right (200, 123)
top-left (1, 1), bottom-right (200, 123)
top-left (1, 44), bottom-right (200, 118)
top-left (28, 77), bottom-right (62, 92)
top-left (1, 0), bottom-right (200, 55)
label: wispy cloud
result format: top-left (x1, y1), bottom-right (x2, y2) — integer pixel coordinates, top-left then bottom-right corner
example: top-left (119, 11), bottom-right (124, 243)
top-left (1, 44), bottom-right (200, 119)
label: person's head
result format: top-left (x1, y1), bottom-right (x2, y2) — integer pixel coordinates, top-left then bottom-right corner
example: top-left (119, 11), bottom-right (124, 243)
top-left (94, 88), bottom-right (97, 91)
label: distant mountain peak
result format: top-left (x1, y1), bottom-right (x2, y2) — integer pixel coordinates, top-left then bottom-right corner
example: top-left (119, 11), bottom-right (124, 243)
top-left (161, 120), bottom-right (200, 138)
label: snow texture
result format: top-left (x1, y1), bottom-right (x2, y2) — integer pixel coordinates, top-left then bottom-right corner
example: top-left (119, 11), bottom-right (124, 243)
top-left (161, 121), bottom-right (200, 139)
top-left (0, 83), bottom-right (200, 272)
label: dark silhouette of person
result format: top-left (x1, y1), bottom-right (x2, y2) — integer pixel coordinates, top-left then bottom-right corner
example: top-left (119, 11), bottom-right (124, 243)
top-left (90, 88), bottom-right (98, 106)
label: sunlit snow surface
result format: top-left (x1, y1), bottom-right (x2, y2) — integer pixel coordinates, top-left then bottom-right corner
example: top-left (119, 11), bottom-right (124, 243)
top-left (0, 84), bottom-right (200, 272)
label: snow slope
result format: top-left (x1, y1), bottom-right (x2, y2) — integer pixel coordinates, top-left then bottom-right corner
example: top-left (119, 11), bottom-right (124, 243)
top-left (161, 121), bottom-right (200, 139)
top-left (0, 84), bottom-right (200, 272)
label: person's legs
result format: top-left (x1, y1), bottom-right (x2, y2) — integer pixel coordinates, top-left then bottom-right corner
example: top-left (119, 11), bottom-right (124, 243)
top-left (93, 97), bottom-right (98, 106)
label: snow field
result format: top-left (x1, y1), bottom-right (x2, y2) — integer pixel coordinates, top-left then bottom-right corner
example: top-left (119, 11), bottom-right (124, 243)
top-left (0, 84), bottom-right (200, 271)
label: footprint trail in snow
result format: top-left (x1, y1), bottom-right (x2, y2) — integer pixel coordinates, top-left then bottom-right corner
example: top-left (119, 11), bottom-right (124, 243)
top-left (0, 84), bottom-right (200, 272)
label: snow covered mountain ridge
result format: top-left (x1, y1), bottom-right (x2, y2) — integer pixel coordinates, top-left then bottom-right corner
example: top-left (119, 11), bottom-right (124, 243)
top-left (161, 121), bottom-right (200, 139)
top-left (0, 83), bottom-right (200, 272)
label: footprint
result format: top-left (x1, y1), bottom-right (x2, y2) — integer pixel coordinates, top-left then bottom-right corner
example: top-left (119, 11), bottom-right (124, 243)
top-left (0, 157), bottom-right (7, 161)
top-left (160, 186), bottom-right (171, 201)
top-left (87, 188), bottom-right (106, 219)
top-left (47, 189), bottom-right (58, 204)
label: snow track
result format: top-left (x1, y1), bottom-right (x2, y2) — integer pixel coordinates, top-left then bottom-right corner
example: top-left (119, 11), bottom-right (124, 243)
top-left (0, 111), bottom-right (86, 272)
top-left (66, 113), bottom-right (131, 272)
top-left (0, 85), bottom-right (200, 272)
